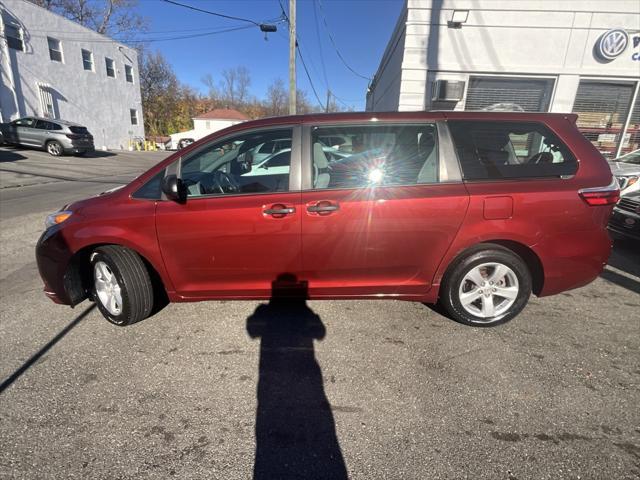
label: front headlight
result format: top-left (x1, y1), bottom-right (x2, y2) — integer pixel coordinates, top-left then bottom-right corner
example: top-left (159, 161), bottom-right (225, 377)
top-left (617, 175), bottom-right (639, 191)
top-left (45, 210), bottom-right (72, 229)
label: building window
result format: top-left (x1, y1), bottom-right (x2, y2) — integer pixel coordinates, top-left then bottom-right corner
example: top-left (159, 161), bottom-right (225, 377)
top-left (82, 49), bottom-right (94, 71)
top-left (130, 109), bottom-right (138, 125)
top-left (38, 84), bottom-right (55, 118)
top-left (572, 81), bottom-right (637, 159)
top-left (5, 24), bottom-right (24, 51)
top-left (464, 77), bottom-right (555, 113)
top-left (125, 65), bottom-right (134, 83)
top-left (105, 57), bottom-right (116, 77)
top-left (47, 37), bottom-right (63, 62)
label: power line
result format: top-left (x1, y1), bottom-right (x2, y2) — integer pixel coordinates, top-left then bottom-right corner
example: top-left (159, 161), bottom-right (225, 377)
top-left (161, 0), bottom-right (263, 27)
top-left (9, 24), bottom-right (257, 44)
top-left (311, 0), bottom-right (330, 92)
top-left (316, 0), bottom-right (370, 81)
top-left (297, 44), bottom-right (325, 110)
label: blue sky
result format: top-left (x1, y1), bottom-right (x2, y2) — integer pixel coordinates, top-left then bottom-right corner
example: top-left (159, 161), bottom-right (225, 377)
top-left (133, 0), bottom-right (403, 110)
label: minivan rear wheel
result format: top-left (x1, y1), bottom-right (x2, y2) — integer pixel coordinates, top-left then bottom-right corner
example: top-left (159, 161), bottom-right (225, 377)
top-left (46, 140), bottom-right (63, 156)
top-left (90, 246), bottom-right (154, 326)
top-left (439, 245), bottom-right (532, 326)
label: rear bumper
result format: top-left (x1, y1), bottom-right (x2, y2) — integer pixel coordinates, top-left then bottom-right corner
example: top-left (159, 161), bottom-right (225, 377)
top-left (64, 145), bottom-right (95, 154)
top-left (535, 228), bottom-right (612, 297)
top-left (36, 226), bottom-right (74, 305)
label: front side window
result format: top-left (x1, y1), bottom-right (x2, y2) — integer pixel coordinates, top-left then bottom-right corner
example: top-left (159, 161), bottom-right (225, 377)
top-left (105, 57), bottom-right (115, 77)
top-left (5, 24), bottom-right (23, 51)
top-left (448, 121), bottom-right (577, 180)
top-left (47, 37), bottom-right (63, 62)
top-left (125, 64), bottom-right (134, 83)
top-left (130, 109), bottom-right (138, 125)
top-left (133, 169), bottom-right (166, 200)
top-left (179, 128), bottom-right (293, 198)
top-left (310, 124), bottom-right (439, 189)
top-left (13, 117), bottom-right (35, 127)
top-left (82, 49), bottom-right (94, 71)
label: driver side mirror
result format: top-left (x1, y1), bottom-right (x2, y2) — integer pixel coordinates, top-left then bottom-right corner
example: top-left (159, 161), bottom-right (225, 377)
top-left (161, 174), bottom-right (186, 203)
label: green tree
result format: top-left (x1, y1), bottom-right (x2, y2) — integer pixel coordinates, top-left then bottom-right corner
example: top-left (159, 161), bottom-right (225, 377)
top-left (138, 49), bottom-right (181, 136)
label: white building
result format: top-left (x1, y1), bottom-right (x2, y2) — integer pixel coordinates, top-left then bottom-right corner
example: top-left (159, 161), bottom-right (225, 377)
top-left (367, 0), bottom-right (640, 159)
top-left (169, 108), bottom-right (249, 148)
top-left (0, 0), bottom-right (144, 149)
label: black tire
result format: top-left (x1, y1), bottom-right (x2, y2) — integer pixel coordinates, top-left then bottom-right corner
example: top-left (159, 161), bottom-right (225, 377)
top-left (46, 140), bottom-right (63, 156)
top-left (90, 246), bottom-right (154, 326)
top-left (438, 244), bottom-right (532, 327)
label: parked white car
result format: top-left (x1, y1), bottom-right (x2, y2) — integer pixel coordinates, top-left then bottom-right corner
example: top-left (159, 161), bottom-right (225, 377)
top-left (242, 146), bottom-right (348, 177)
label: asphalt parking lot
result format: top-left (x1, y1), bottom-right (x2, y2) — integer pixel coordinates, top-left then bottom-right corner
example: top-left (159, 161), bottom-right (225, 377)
top-left (0, 146), bottom-right (639, 479)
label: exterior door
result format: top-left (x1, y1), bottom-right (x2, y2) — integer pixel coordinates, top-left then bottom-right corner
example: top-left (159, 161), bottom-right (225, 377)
top-left (300, 122), bottom-right (469, 298)
top-left (155, 126), bottom-right (302, 299)
top-left (13, 117), bottom-right (38, 145)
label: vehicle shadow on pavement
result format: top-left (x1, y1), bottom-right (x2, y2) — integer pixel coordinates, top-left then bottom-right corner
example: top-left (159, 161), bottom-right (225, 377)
top-left (246, 274), bottom-right (348, 480)
top-left (81, 150), bottom-right (117, 158)
top-left (0, 303), bottom-right (96, 395)
top-left (0, 148), bottom-right (27, 162)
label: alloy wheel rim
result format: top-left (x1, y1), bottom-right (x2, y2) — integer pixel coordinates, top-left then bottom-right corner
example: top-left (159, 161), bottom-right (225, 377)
top-left (48, 142), bottom-right (61, 155)
top-left (94, 261), bottom-right (123, 316)
top-left (458, 262), bottom-right (519, 321)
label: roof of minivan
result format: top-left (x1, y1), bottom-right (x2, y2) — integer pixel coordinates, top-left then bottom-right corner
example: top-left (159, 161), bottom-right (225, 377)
top-left (233, 111), bottom-right (578, 128)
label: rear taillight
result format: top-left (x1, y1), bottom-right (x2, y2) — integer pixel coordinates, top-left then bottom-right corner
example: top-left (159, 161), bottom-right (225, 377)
top-left (66, 134), bottom-right (81, 140)
top-left (578, 177), bottom-right (620, 206)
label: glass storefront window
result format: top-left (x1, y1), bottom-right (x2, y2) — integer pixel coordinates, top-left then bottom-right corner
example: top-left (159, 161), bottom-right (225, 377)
top-left (572, 81), bottom-right (637, 160)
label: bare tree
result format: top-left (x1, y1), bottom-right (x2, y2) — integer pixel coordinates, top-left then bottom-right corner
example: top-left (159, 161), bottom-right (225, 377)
top-left (265, 78), bottom-right (288, 117)
top-left (27, 0), bottom-right (147, 38)
top-left (201, 73), bottom-right (219, 101)
top-left (220, 66), bottom-right (251, 107)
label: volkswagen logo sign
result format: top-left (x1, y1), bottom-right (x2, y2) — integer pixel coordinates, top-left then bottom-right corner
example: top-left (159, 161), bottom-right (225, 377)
top-left (596, 29), bottom-right (629, 61)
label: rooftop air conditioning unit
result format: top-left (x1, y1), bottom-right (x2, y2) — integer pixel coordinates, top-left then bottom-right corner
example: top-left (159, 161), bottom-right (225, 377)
top-left (432, 80), bottom-right (465, 102)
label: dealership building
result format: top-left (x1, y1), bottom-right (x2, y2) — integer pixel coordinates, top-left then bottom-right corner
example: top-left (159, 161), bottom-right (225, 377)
top-left (0, 0), bottom-right (144, 149)
top-left (367, 0), bottom-right (640, 159)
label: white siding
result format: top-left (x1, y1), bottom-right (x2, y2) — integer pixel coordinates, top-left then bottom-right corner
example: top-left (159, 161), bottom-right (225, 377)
top-left (368, 0), bottom-right (640, 112)
top-left (0, 0), bottom-right (144, 149)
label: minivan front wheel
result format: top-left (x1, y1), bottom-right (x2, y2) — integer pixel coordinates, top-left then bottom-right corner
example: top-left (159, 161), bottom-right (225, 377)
top-left (90, 246), bottom-right (153, 326)
top-left (440, 245), bottom-right (532, 326)
top-left (46, 140), bottom-right (63, 156)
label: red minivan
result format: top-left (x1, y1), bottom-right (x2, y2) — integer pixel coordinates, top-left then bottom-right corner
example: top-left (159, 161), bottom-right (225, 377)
top-left (36, 112), bottom-right (618, 327)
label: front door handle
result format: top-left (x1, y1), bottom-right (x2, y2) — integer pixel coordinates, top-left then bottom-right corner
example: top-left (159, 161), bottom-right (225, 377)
top-left (307, 201), bottom-right (339, 214)
top-left (264, 204), bottom-right (296, 216)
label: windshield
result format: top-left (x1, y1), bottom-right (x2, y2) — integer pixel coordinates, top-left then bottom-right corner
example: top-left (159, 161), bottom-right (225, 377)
top-left (616, 149), bottom-right (640, 165)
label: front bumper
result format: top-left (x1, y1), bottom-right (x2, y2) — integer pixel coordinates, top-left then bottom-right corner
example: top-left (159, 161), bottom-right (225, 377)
top-left (608, 208), bottom-right (640, 241)
top-left (36, 226), bottom-right (75, 305)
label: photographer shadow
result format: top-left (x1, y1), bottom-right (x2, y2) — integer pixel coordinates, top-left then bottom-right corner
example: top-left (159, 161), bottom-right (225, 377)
top-left (246, 274), bottom-right (348, 480)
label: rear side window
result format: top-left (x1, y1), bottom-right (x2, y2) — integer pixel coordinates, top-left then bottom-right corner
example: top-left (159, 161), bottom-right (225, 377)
top-left (311, 124), bottom-right (439, 189)
top-left (448, 121), bottom-right (577, 180)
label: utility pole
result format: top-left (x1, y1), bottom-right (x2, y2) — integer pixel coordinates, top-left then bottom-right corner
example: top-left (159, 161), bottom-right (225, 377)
top-left (288, 0), bottom-right (296, 115)
top-left (325, 89), bottom-right (331, 113)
